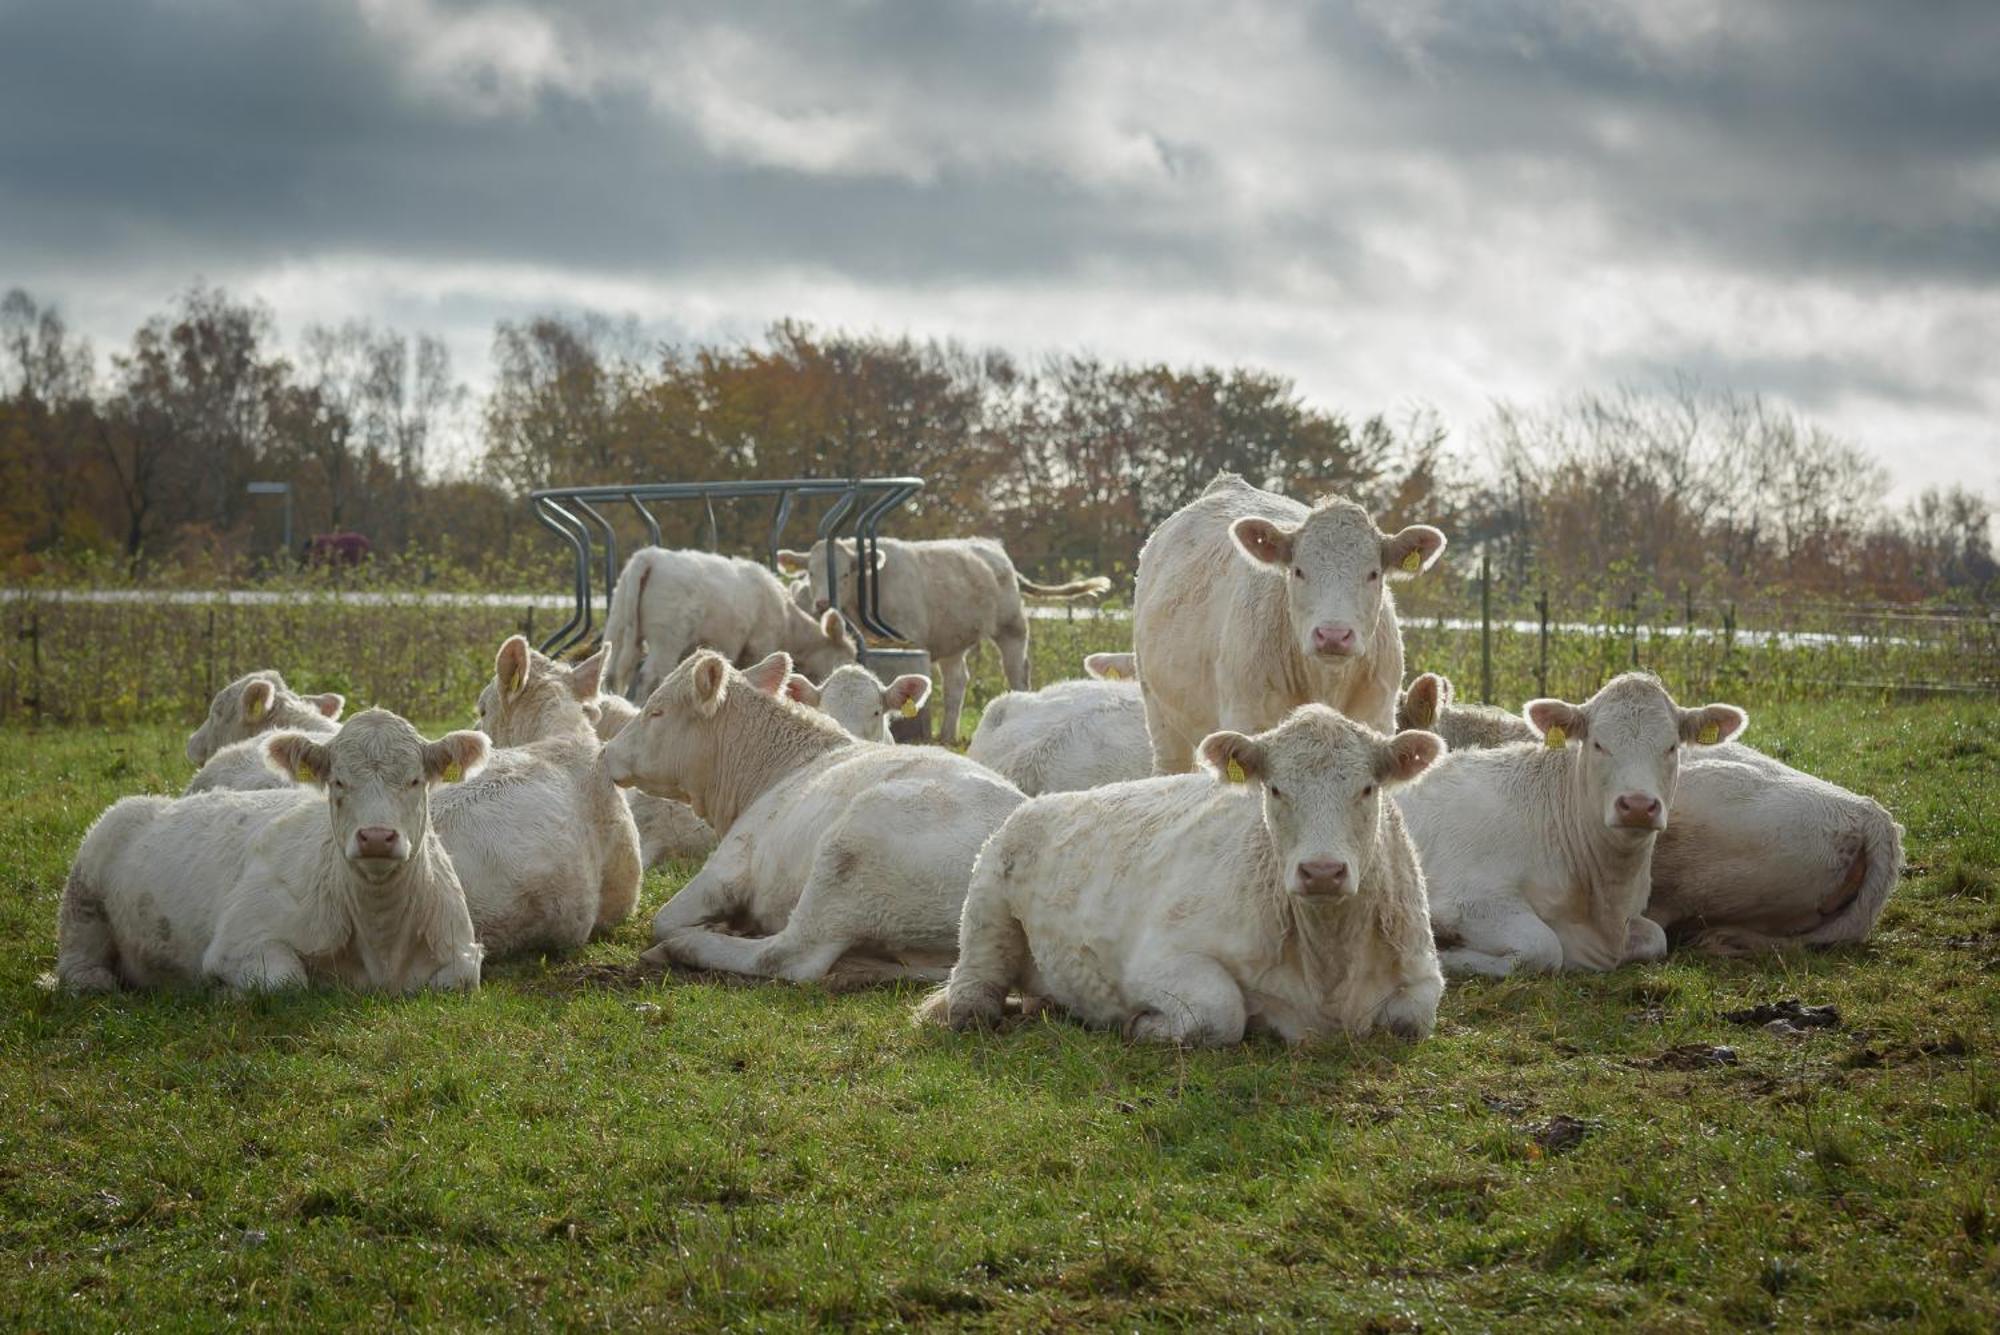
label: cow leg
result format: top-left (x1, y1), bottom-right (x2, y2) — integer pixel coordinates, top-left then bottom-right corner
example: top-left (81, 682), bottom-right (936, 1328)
top-left (645, 865), bottom-right (744, 946)
top-left (1620, 914), bottom-right (1668, 966)
top-left (1437, 906), bottom-right (1564, 978)
top-left (1141, 683), bottom-right (1194, 774)
top-left (1372, 974), bottom-right (1444, 1039)
top-left (935, 652), bottom-right (971, 745)
top-left (210, 940), bottom-right (309, 992)
top-left (1124, 953), bottom-right (1247, 1046)
top-left (995, 622), bottom-right (1031, 692)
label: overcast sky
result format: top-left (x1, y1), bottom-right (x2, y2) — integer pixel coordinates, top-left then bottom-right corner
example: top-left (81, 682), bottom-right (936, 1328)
top-left (2, 0), bottom-right (1995, 501)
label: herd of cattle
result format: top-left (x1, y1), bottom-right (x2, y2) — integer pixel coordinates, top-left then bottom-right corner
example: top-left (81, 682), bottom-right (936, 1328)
top-left (54, 472), bottom-right (1901, 1046)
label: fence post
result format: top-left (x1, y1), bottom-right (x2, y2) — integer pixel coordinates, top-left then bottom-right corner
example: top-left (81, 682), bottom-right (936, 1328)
top-left (205, 605), bottom-right (216, 700)
top-left (1629, 591), bottom-right (1641, 668)
top-left (1723, 602), bottom-right (1736, 660)
top-left (27, 609), bottom-right (41, 720)
top-left (1480, 554), bottom-right (1493, 705)
top-left (1536, 588), bottom-right (1549, 699)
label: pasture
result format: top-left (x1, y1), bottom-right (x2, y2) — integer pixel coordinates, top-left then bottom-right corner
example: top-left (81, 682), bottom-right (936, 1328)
top-left (3, 616), bottom-right (1997, 1328)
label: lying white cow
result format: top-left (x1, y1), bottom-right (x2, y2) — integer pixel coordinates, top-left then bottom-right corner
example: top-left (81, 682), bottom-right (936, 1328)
top-left (1398, 671), bottom-right (1899, 954)
top-left (919, 705), bottom-right (1446, 1044)
top-left (965, 652), bottom-right (1151, 795)
top-left (602, 547), bottom-right (857, 701)
top-left (58, 709), bottom-right (487, 993)
top-left (1396, 672), bottom-right (1747, 976)
top-left (782, 664), bottom-right (931, 741)
top-left (455, 637), bottom-right (645, 957)
top-left (586, 693), bottom-right (718, 864)
top-left (185, 671), bottom-right (345, 793)
top-left (780, 537), bottom-right (1110, 743)
top-left (1133, 473), bottom-right (1444, 770)
top-left (603, 650), bottom-right (1024, 985)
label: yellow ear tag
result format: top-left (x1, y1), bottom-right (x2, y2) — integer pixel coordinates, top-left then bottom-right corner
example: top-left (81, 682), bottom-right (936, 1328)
top-left (509, 668), bottom-right (526, 693)
top-left (1697, 721), bottom-right (1720, 745)
top-left (1102, 666), bottom-right (1122, 680)
top-left (899, 699), bottom-right (918, 719)
top-left (246, 697), bottom-right (265, 721)
top-left (1225, 758), bottom-right (1247, 783)
top-left (442, 760), bottom-right (463, 783)
top-left (1401, 548), bottom-right (1424, 572)
top-left (1544, 725), bottom-right (1567, 750)
top-left (295, 761), bottom-right (316, 782)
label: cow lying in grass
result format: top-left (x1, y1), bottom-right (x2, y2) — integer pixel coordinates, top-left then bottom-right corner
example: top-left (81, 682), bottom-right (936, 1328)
top-left (1395, 672), bottom-right (1748, 976)
top-left (966, 652), bottom-right (1151, 796)
top-left (185, 670), bottom-right (345, 793)
top-left (919, 705), bottom-right (1446, 1044)
top-left (1133, 472), bottom-right (1444, 768)
top-left (603, 649), bottom-right (1023, 986)
top-left (1397, 671), bottom-right (1900, 954)
top-left (782, 664), bottom-right (931, 742)
top-left (59, 709), bottom-right (486, 993)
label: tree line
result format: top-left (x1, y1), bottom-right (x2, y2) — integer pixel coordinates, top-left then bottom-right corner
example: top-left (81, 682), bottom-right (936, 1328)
top-left (2, 283), bottom-right (1992, 603)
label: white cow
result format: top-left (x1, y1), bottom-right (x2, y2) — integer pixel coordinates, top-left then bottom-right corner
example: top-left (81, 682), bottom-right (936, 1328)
top-left (782, 664), bottom-right (932, 741)
top-left (454, 637), bottom-right (645, 957)
top-left (602, 547), bottom-right (857, 701)
top-left (602, 649), bottom-right (1025, 985)
top-left (918, 705), bottom-right (1446, 1044)
top-left (965, 652), bottom-right (1151, 796)
top-left (585, 693), bottom-right (718, 864)
top-left (779, 537), bottom-right (1110, 744)
top-left (1397, 671), bottom-right (1900, 954)
top-left (1396, 672), bottom-right (1748, 977)
top-left (185, 671), bottom-right (345, 792)
top-left (58, 709), bottom-right (487, 994)
top-left (1132, 473), bottom-right (1444, 770)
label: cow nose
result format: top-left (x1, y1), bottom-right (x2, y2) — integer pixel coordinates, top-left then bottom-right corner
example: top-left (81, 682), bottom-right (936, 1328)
top-left (1311, 624), bottom-right (1357, 657)
top-left (355, 826), bottom-right (401, 858)
top-left (1614, 794), bottom-right (1663, 826)
top-left (1296, 858), bottom-right (1350, 893)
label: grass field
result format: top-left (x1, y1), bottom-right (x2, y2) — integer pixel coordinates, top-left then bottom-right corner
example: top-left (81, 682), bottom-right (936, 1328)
top-left (2, 642), bottom-right (1997, 1326)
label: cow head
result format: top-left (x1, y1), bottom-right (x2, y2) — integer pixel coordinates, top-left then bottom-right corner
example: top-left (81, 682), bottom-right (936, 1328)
top-left (602, 649), bottom-right (803, 815)
top-left (266, 708), bottom-right (486, 885)
top-left (475, 635), bottom-right (604, 747)
top-left (187, 669), bottom-right (343, 765)
top-left (1525, 673), bottom-right (1746, 832)
top-left (1230, 499), bottom-right (1445, 663)
top-left (783, 540), bottom-right (886, 618)
top-left (785, 664), bottom-right (930, 741)
top-left (1200, 704), bottom-right (1443, 898)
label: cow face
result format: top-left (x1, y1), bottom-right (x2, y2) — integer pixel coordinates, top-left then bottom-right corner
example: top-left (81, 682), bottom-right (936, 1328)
top-left (186, 670), bottom-right (343, 765)
top-left (1201, 705), bottom-right (1443, 898)
top-left (266, 709), bottom-right (486, 885)
top-left (1526, 673), bottom-right (1747, 832)
top-left (786, 664), bottom-right (930, 741)
top-left (793, 608), bottom-right (860, 682)
top-left (475, 636), bottom-right (603, 747)
top-left (603, 650), bottom-right (795, 810)
top-left (785, 540), bottom-right (885, 618)
top-left (1231, 500), bottom-right (1444, 664)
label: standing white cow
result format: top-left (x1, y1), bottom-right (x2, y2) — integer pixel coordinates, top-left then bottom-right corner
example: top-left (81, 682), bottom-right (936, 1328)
top-left (185, 671), bottom-right (345, 793)
top-left (918, 705), bottom-right (1446, 1044)
top-left (602, 547), bottom-right (857, 701)
top-left (965, 653), bottom-right (1151, 796)
top-left (58, 709), bottom-right (488, 993)
top-left (1397, 671), bottom-right (1899, 954)
top-left (779, 537), bottom-right (1110, 743)
top-left (451, 636), bottom-right (645, 957)
top-left (1132, 474), bottom-right (1444, 770)
top-left (602, 649), bottom-right (1024, 985)
top-left (782, 664), bottom-right (932, 742)
top-left (1396, 672), bottom-right (1748, 977)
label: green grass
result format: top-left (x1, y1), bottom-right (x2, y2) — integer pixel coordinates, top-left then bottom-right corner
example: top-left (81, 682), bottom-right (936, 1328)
top-left (2, 677), bottom-right (1998, 1325)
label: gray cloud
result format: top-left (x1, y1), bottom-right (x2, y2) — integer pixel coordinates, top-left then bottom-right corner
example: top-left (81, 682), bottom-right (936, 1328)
top-left (2, 0), bottom-right (1995, 497)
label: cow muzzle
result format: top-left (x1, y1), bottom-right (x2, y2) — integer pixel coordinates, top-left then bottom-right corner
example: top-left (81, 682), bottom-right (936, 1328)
top-left (350, 826), bottom-right (408, 880)
top-left (1310, 623), bottom-right (1358, 658)
top-left (1611, 793), bottom-right (1665, 830)
top-left (1294, 858), bottom-right (1352, 896)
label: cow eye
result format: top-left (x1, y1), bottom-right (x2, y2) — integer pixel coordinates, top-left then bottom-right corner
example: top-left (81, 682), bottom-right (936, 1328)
top-left (1666, 743), bottom-right (1678, 755)
top-left (1360, 784), bottom-right (1375, 798)
top-left (1593, 742), bottom-right (1607, 755)
top-left (647, 709), bottom-right (663, 719)
top-left (1267, 785), bottom-right (1284, 800)
top-left (1367, 570), bottom-right (1379, 581)
top-left (1291, 566), bottom-right (1304, 580)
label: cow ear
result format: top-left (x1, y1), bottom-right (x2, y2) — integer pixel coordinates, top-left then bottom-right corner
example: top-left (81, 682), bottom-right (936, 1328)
top-left (689, 652), bottom-right (729, 716)
top-left (567, 648), bottom-right (606, 700)
top-left (819, 608), bottom-right (849, 644)
top-left (775, 549), bottom-right (809, 574)
top-left (265, 732), bottom-right (332, 787)
top-left (783, 674), bottom-right (821, 706)
top-left (1198, 731), bottom-right (1265, 784)
top-left (1382, 525), bottom-right (1447, 578)
top-left (1229, 516), bottom-right (1296, 568)
top-left (423, 730), bottom-right (490, 785)
top-left (495, 636), bottom-right (532, 700)
top-left (313, 692), bottom-right (345, 720)
top-left (1402, 673), bottom-right (1444, 728)
top-left (1525, 698), bottom-right (1585, 746)
top-left (1681, 703), bottom-right (1747, 746)
top-left (1379, 730), bottom-right (1445, 786)
top-left (884, 674), bottom-right (931, 715)
top-left (241, 679), bottom-right (275, 724)
top-left (1084, 652), bottom-right (1135, 681)
top-left (742, 651), bottom-right (793, 697)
